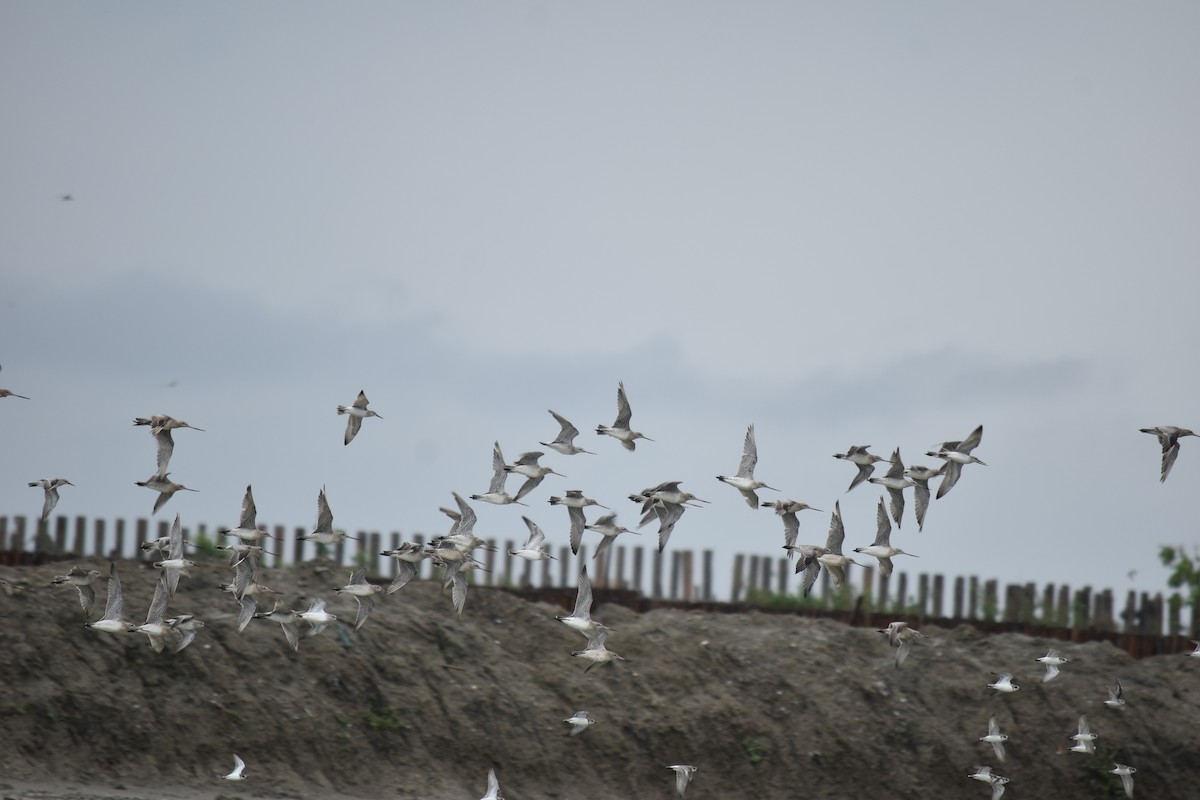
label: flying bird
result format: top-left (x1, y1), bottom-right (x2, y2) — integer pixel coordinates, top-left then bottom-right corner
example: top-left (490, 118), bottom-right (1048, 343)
top-left (716, 424), bottom-right (778, 508)
top-left (596, 381), bottom-right (653, 451)
top-left (761, 498), bottom-right (822, 554)
top-left (337, 390), bottom-right (382, 445)
top-left (52, 566), bottom-right (104, 617)
top-left (541, 410), bottom-right (595, 455)
top-left (867, 448), bottom-right (913, 528)
top-left (854, 496), bottom-right (918, 578)
top-left (833, 445), bottom-right (890, 492)
top-left (133, 415), bottom-right (204, 478)
top-left (28, 478), bottom-right (73, 522)
top-left (667, 765), bottom-right (697, 797)
top-left (1139, 425), bottom-right (1196, 482)
top-left (927, 425), bottom-right (986, 499)
top-left (222, 754), bottom-right (247, 781)
top-left (979, 714), bottom-right (1008, 761)
top-left (504, 450), bottom-right (565, 502)
top-left (135, 473), bottom-right (198, 514)
top-left (470, 442), bottom-right (525, 506)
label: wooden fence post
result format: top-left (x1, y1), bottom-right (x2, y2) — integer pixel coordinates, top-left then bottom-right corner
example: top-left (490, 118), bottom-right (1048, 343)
top-left (1057, 585), bottom-right (1071, 627)
top-left (72, 516), bottom-right (86, 556)
top-left (895, 573), bottom-right (909, 614)
top-left (732, 554), bottom-right (745, 602)
top-left (983, 580), bottom-right (998, 622)
top-left (932, 574), bottom-right (944, 619)
top-left (652, 549), bottom-right (663, 599)
top-left (918, 574), bottom-right (929, 622)
top-left (683, 551), bottom-right (694, 602)
top-left (113, 518), bottom-right (125, 560)
top-left (777, 558), bottom-right (789, 598)
top-left (633, 547), bottom-right (644, 596)
top-left (953, 576), bottom-right (964, 620)
top-left (703, 550), bottom-right (713, 601)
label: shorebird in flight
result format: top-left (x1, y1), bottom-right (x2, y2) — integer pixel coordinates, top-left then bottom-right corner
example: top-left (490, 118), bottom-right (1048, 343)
top-left (667, 765), bottom-right (697, 797)
top-left (854, 497), bottom-right (918, 578)
top-left (1140, 425), bottom-right (1196, 482)
top-left (541, 410), bottom-right (596, 455)
top-left (596, 381), bottom-right (653, 451)
top-left (504, 450), bottom-right (565, 502)
top-left (28, 478), bottom-right (73, 522)
top-left (868, 448), bottom-right (913, 528)
top-left (716, 424), bottom-right (778, 508)
top-left (135, 473), bottom-right (198, 514)
top-left (762, 498), bottom-right (822, 554)
top-left (133, 415), bottom-right (203, 477)
top-left (337, 390), bottom-right (382, 445)
top-left (470, 441), bottom-right (526, 506)
top-left (833, 444), bottom-right (890, 492)
top-left (927, 424), bottom-right (986, 499)
top-left (52, 566), bottom-right (104, 617)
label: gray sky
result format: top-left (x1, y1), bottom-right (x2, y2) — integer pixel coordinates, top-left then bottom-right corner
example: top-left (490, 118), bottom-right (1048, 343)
top-left (2, 2), bottom-right (1198, 601)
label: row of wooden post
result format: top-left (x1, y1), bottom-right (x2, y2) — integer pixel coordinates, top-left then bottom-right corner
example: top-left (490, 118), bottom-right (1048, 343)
top-left (0, 514), bottom-right (1189, 638)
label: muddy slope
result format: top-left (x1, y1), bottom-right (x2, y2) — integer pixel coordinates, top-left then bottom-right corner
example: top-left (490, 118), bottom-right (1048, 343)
top-left (1, 557), bottom-right (1196, 799)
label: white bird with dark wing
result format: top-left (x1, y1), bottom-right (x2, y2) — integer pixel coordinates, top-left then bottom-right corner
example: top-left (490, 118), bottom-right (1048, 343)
top-left (563, 710), bottom-right (596, 736)
top-left (867, 448), bottom-right (913, 528)
top-left (470, 441), bottom-right (526, 506)
top-left (1139, 425), bottom-right (1196, 482)
top-left (504, 450), bottom-right (565, 502)
top-left (298, 486), bottom-right (359, 545)
top-left (927, 424), bottom-right (986, 499)
top-left (541, 409), bottom-right (596, 455)
top-left (833, 444), bottom-right (890, 492)
top-left (762, 498), bottom-right (822, 554)
top-left (335, 567), bottom-right (382, 631)
top-left (596, 381), bottom-right (653, 451)
top-left (28, 478), bottom-right (74, 523)
top-left (716, 424), bottom-right (778, 508)
top-left (85, 563), bottom-right (133, 634)
top-left (52, 566), bottom-right (103, 617)
top-left (135, 473), bottom-right (198, 514)
top-left (557, 564), bottom-right (609, 638)
top-left (854, 496), bottom-right (918, 578)
top-left (667, 765), bottom-right (697, 797)
top-left (133, 414), bottom-right (203, 478)
top-left (337, 389), bottom-right (382, 445)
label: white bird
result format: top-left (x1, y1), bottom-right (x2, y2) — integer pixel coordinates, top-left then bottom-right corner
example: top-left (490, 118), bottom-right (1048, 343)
top-left (1069, 714), bottom-right (1097, 753)
top-left (815, 501), bottom-right (861, 591)
top-left (299, 486), bottom-right (359, 545)
top-left (854, 496), bottom-right (918, 578)
top-left (987, 672), bottom-right (1020, 694)
top-left (716, 424), bottom-right (778, 508)
top-left (254, 600), bottom-right (301, 651)
top-left (1104, 678), bottom-right (1126, 709)
top-left (833, 445), bottom-right (890, 492)
top-left (219, 484), bottom-right (272, 545)
top-left (153, 513), bottom-right (194, 596)
top-left (563, 710), bottom-right (596, 736)
top-left (335, 567), bottom-right (382, 631)
top-left (135, 473), bottom-right (198, 514)
top-left (479, 767), bottom-right (503, 800)
top-left (584, 513), bottom-right (638, 561)
top-left (761, 499), bottom-right (822, 554)
top-left (297, 597), bottom-right (338, 638)
top-left (1110, 763), bottom-right (1137, 799)
top-left (967, 765), bottom-right (997, 784)
top-left (1036, 649), bottom-right (1068, 683)
top-left (979, 715), bottom-right (1008, 761)
top-left (549, 491), bottom-right (607, 555)
top-left (133, 415), bottom-right (203, 477)
top-left (927, 424), bottom-right (986, 499)
top-left (52, 566), bottom-right (103, 617)
top-left (337, 389), bottom-right (382, 445)
top-left (85, 563), bottom-right (133, 634)
top-left (509, 516), bottom-right (556, 561)
top-left (596, 381), bottom-right (653, 451)
top-left (877, 620), bottom-right (927, 668)
top-left (470, 442), bottom-right (526, 506)
top-left (867, 448), bottom-right (913, 528)
top-left (570, 628), bottom-right (627, 672)
top-left (222, 754), bottom-right (247, 781)
top-left (504, 450), bottom-right (565, 502)
top-left (381, 541), bottom-right (430, 594)
top-left (1140, 425), bottom-right (1196, 482)
top-left (130, 576), bottom-right (175, 653)
top-left (28, 478), bottom-right (74, 522)
top-left (557, 565), bottom-right (609, 638)
top-left (541, 410), bottom-right (595, 455)
top-left (901, 463), bottom-right (943, 532)
top-left (667, 765), bottom-right (697, 797)
top-left (165, 614), bottom-right (206, 653)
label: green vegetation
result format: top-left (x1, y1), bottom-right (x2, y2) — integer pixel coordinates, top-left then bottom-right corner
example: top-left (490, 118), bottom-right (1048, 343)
top-left (189, 528), bottom-right (221, 559)
top-left (1159, 545), bottom-right (1200, 636)
top-left (363, 707), bottom-right (408, 731)
top-left (742, 738), bottom-right (765, 765)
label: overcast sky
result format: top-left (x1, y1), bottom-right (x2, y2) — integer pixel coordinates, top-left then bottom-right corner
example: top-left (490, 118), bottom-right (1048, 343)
top-left (2, 2), bottom-right (1198, 603)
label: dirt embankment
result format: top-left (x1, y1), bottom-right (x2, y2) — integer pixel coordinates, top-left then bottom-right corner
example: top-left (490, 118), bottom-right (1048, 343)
top-left (1, 557), bottom-right (1197, 800)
